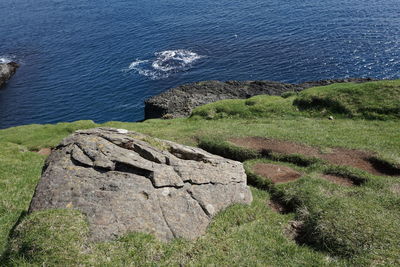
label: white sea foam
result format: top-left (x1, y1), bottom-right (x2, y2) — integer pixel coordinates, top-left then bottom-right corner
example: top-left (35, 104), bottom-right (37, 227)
top-left (0, 56), bottom-right (11, 64)
top-left (128, 59), bottom-right (149, 69)
top-left (0, 54), bottom-right (18, 64)
top-left (152, 50), bottom-right (202, 72)
top-left (126, 49), bottom-right (202, 80)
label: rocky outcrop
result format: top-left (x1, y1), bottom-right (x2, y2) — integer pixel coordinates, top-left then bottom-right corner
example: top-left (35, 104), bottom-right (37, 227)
top-left (144, 78), bottom-right (375, 119)
top-left (29, 128), bottom-right (252, 242)
top-left (0, 62), bottom-right (19, 87)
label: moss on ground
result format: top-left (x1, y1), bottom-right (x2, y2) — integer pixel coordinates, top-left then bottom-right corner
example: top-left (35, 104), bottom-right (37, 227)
top-left (0, 80), bottom-right (399, 265)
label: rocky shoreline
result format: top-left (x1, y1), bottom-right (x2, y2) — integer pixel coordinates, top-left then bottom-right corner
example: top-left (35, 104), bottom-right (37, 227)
top-left (0, 62), bottom-right (19, 88)
top-left (144, 78), bottom-right (375, 119)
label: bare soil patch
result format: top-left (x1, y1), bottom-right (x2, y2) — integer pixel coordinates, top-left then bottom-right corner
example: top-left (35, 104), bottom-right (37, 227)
top-left (321, 174), bottom-right (355, 187)
top-left (252, 163), bottom-right (302, 184)
top-left (230, 137), bottom-right (399, 176)
top-left (36, 148), bottom-right (52, 156)
top-left (321, 148), bottom-right (385, 176)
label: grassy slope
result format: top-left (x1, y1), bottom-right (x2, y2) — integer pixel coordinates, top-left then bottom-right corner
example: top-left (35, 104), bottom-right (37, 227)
top-left (0, 80), bottom-right (399, 266)
top-left (192, 79), bottom-right (400, 120)
top-left (294, 80), bottom-right (400, 120)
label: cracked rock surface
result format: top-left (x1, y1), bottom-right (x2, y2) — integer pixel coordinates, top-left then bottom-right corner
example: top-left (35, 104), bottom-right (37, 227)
top-left (29, 128), bottom-right (252, 241)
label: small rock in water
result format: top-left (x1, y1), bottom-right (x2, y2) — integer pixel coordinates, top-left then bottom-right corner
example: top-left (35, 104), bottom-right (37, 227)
top-left (0, 62), bottom-right (19, 87)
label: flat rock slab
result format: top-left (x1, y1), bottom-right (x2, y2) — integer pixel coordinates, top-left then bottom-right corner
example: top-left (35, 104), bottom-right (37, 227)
top-left (29, 128), bottom-right (252, 241)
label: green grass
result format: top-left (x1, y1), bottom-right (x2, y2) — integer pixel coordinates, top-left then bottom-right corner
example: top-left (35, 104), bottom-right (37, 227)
top-left (278, 177), bottom-right (400, 264)
top-left (0, 80), bottom-right (400, 265)
top-left (0, 143), bottom-right (45, 255)
top-left (191, 95), bottom-right (300, 119)
top-left (192, 79), bottom-right (400, 120)
top-left (5, 209), bottom-right (90, 265)
top-left (294, 80), bottom-right (400, 120)
top-left (4, 188), bottom-right (348, 267)
top-left (242, 159), bottom-right (400, 264)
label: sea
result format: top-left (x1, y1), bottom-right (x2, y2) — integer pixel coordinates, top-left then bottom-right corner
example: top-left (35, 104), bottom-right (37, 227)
top-left (1, 0), bottom-right (400, 129)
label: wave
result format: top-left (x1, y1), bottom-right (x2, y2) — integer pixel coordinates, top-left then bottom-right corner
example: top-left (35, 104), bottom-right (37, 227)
top-left (129, 59), bottom-right (149, 69)
top-left (0, 55), bottom-right (17, 64)
top-left (127, 49), bottom-right (203, 80)
top-left (0, 57), bottom-right (11, 64)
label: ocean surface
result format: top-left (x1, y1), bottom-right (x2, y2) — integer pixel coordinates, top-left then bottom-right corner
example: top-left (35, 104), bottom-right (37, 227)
top-left (1, 0), bottom-right (400, 129)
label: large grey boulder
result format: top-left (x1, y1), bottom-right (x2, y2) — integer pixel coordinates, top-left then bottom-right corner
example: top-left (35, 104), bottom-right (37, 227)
top-left (0, 62), bottom-right (19, 87)
top-left (29, 128), bottom-right (252, 241)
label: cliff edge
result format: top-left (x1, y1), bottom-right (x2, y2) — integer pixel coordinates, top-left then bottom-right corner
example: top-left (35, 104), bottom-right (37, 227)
top-left (144, 78), bottom-right (375, 119)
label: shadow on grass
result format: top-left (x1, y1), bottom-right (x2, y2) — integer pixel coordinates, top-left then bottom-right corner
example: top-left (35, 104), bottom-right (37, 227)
top-left (0, 211), bottom-right (28, 263)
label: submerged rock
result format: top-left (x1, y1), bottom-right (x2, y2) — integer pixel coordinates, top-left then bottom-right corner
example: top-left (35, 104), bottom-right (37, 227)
top-left (29, 128), bottom-right (252, 241)
top-left (0, 62), bottom-right (19, 87)
top-left (144, 78), bottom-right (375, 119)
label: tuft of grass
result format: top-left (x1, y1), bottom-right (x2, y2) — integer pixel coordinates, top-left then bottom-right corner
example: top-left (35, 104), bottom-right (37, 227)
top-left (198, 137), bottom-right (261, 162)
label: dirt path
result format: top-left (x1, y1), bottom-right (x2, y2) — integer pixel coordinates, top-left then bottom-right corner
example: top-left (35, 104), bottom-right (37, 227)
top-left (230, 137), bottom-right (399, 176)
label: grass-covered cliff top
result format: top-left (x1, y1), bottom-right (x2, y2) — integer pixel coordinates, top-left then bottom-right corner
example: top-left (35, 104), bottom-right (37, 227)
top-left (192, 79), bottom-right (400, 120)
top-left (1, 80), bottom-right (399, 266)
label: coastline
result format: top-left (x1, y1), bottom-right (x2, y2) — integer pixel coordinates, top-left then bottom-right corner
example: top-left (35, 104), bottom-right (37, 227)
top-left (144, 78), bottom-right (375, 119)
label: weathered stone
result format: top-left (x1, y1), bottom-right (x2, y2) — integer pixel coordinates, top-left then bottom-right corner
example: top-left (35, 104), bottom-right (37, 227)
top-left (29, 128), bottom-right (252, 241)
top-left (0, 62), bottom-right (19, 87)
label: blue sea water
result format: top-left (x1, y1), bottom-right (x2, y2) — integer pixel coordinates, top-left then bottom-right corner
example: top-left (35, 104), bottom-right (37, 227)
top-left (1, 0), bottom-right (400, 129)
